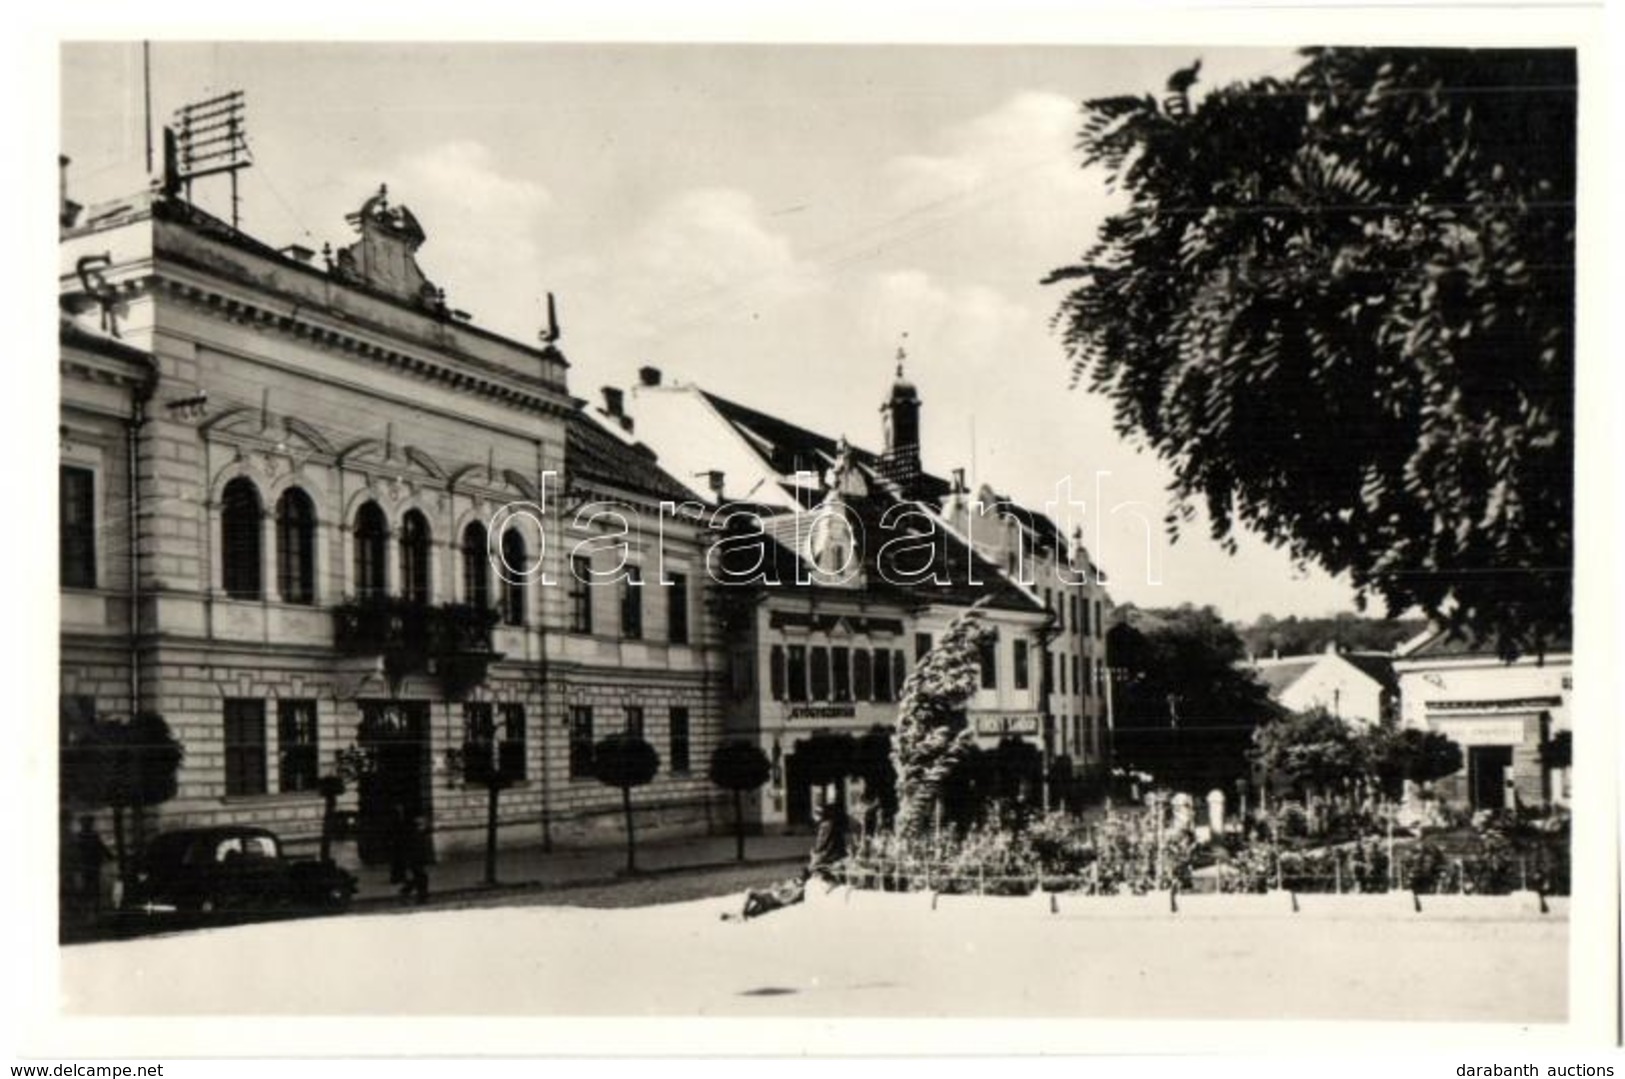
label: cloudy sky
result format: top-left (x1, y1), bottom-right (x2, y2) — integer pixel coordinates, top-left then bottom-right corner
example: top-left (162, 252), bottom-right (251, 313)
top-left (61, 41), bottom-right (1368, 622)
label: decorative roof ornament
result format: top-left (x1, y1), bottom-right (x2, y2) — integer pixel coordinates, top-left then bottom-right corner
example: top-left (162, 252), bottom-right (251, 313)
top-left (331, 184), bottom-right (441, 312)
top-left (889, 331), bottom-right (918, 399)
top-left (540, 292), bottom-right (561, 345)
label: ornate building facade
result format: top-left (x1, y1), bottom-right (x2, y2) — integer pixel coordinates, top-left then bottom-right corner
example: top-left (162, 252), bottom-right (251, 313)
top-left (58, 180), bottom-right (725, 857)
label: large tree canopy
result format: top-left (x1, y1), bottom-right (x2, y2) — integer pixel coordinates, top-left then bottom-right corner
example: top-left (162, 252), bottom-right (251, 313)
top-left (1108, 604), bottom-right (1276, 793)
top-left (1048, 48), bottom-right (1574, 656)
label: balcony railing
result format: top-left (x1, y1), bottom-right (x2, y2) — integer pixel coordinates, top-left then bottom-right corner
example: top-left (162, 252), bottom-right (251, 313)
top-left (333, 598), bottom-right (502, 696)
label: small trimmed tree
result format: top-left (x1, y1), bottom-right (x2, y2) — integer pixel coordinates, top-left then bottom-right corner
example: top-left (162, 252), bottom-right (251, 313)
top-left (1361, 721), bottom-right (1464, 798)
top-left (593, 733), bottom-right (661, 873)
top-left (708, 740), bottom-right (772, 862)
top-left (62, 712), bottom-right (185, 886)
top-left (894, 602), bottom-right (996, 838)
top-left (1250, 708), bottom-right (1363, 807)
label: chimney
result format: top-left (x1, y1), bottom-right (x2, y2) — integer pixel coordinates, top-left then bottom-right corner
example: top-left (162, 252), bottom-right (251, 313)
top-left (59, 155), bottom-right (81, 230)
top-left (280, 244), bottom-right (316, 265)
top-left (704, 470), bottom-right (725, 499)
top-left (638, 365), bottom-right (663, 387)
top-left (602, 386), bottom-right (625, 417)
top-left (951, 467), bottom-right (967, 494)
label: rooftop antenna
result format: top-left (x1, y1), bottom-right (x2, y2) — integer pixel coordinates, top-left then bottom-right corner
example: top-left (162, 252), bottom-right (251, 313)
top-left (170, 90), bottom-right (253, 228)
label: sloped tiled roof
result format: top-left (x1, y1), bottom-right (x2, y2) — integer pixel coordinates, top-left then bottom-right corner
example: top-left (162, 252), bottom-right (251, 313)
top-left (1341, 652), bottom-right (1400, 695)
top-left (1250, 660), bottom-right (1317, 698)
top-left (565, 411), bottom-right (695, 505)
top-left (700, 389), bottom-right (952, 501)
top-left (1399, 626), bottom-right (1574, 660)
top-left (716, 492), bottom-right (1042, 614)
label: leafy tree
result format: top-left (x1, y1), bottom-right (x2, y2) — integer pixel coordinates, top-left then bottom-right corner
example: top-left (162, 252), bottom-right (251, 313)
top-left (708, 740), bottom-right (772, 862)
top-left (61, 712), bottom-right (185, 885)
top-left (796, 731), bottom-right (857, 809)
top-left (592, 733), bottom-right (660, 873)
top-left (850, 724), bottom-right (899, 828)
top-left (1234, 613), bottom-right (1429, 660)
top-left (1048, 49), bottom-right (1575, 657)
top-left (448, 713), bottom-right (517, 886)
top-left (1047, 753), bottom-right (1078, 813)
top-left (1250, 708), bottom-right (1364, 803)
top-left (893, 603), bottom-right (995, 837)
top-left (1542, 730), bottom-right (1571, 771)
top-left (1107, 605), bottom-right (1276, 792)
top-left (1359, 721), bottom-right (1464, 796)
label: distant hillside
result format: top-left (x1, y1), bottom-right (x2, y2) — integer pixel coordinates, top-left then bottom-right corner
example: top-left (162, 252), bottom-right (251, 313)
top-left (1234, 613), bottom-right (1428, 659)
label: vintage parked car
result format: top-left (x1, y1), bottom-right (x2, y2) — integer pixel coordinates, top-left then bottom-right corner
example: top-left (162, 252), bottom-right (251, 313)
top-left (124, 825), bottom-right (357, 919)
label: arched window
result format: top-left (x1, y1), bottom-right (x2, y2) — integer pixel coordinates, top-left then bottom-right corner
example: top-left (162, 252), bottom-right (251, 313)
top-left (462, 521), bottom-right (490, 609)
top-left (354, 501), bottom-right (387, 601)
top-left (500, 528), bottom-right (526, 626)
top-left (275, 487), bottom-right (317, 605)
top-left (399, 509), bottom-right (431, 605)
top-left (221, 477), bottom-right (263, 600)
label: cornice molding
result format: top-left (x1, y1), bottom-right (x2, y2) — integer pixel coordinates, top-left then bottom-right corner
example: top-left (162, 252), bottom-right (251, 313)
top-left (148, 267), bottom-right (575, 419)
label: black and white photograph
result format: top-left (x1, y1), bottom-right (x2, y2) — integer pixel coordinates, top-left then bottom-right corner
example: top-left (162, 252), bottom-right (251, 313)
top-left (13, 3), bottom-right (1619, 1069)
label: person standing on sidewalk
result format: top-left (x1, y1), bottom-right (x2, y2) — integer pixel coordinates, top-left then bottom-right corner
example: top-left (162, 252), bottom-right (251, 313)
top-left (399, 812), bottom-right (430, 904)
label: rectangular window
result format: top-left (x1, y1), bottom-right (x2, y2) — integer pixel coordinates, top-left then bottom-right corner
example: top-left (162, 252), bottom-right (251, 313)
top-left (1044, 652), bottom-right (1055, 694)
top-left (1095, 600), bottom-right (1104, 639)
top-left (853, 649), bottom-right (872, 701)
top-left (873, 649), bottom-right (893, 704)
top-left (625, 705), bottom-right (645, 739)
top-left (1073, 655), bottom-right (1083, 699)
top-left (668, 573), bottom-right (690, 644)
top-left (1059, 655), bottom-right (1067, 695)
top-left (276, 699), bottom-right (319, 794)
top-left (786, 645), bottom-right (808, 702)
top-left (915, 632), bottom-right (933, 661)
top-left (570, 556), bottom-right (593, 634)
top-left (499, 703), bottom-right (527, 782)
top-left (60, 465), bottom-right (96, 589)
top-left (892, 649), bottom-right (907, 699)
top-left (463, 701), bottom-right (496, 781)
top-left (1071, 595), bottom-right (1081, 635)
top-left (832, 646), bottom-right (851, 702)
top-left (1014, 639), bottom-right (1030, 691)
top-left (979, 632), bottom-right (998, 690)
top-left (621, 565), bottom-right (643, 639)
top-left (568, 705), bottom-right (595, 779)
top-left (769, 645), bottom-right (786, 701)
top-left (1096, 658), bottom-right (1106, 695)
top-left (810, 646), bottom-right (831, 701)
top-left (1080, 594), bottom-right (1090, 637)
top-left (669, 707), bottom-right (691, 774)
top-left (224, 699), bottom-right (267, 797)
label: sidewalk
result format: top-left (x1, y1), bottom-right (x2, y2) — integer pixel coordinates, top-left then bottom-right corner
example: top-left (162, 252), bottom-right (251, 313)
top-left (353, 831), bottom-right (812, 906)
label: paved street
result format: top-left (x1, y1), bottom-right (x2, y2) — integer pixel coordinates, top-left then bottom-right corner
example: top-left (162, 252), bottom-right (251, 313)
top-left (62, 890), bottom-right (1567, 1021)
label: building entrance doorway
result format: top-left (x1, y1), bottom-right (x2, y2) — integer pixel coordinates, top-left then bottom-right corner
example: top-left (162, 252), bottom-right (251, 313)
top-left (355, 700), bottom-right (432, 865)
top-left (1468, 745), bottom-right (1513, 810)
